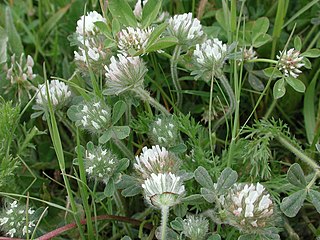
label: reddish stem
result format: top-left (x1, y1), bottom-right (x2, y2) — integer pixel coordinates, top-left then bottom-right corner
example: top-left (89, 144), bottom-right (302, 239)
top-left (0, 214), bottom-right (153, 240)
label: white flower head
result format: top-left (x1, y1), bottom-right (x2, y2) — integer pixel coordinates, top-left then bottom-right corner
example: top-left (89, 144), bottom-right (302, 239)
top-left (75, 100), bottom-right (112, 134)
top-left (167, 13), bottom-right (204, 46)
top-left (0, 200), bottom-right (39, 238)
top-left (148, 116), bottom-right (180, 148)
top-left (134, 145), bottom-right (180, 179)
top-left (277, 48), bottom-right (304, 78)
top-left (219, 183), bottom-right (276, 233)
top-left (142, 172), bottom-right (185, 208)
top-left (118, 27), bottom-right (153, 56)
top-left (35, 80), bottom-right (71, 110)
top-left (104, 54), bottom-right (148, 95)
top-left (182, 215), bottom-right (209, 240)
top-left (83, 142), bottom-right (118, 181)
top-left (240, 46), bottom-right (257, 61)
top-left (76, 11), bottom-right (106, 37)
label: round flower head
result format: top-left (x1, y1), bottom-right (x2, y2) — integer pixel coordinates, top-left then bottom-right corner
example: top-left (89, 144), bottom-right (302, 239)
top-left (76, 11), bottom-right (106, 37)
top-left (148, 116), bottom-right (180, 148)
top-left (4, 54), bottom-right (37, 102)
top-left (192, 38), bottom-right (228, 81)
top-left (142, 172), bottom-right (185, 208)
top-left (182, 215), bottom-right (209, 240)
top-left (75, 100), bottom-right (112, 134)
top-left (167, 13), bottom-right (204, 46)
top-left (219, 183), bottom-right (276, 234)
top-left (134, 145), bottom-right (180, 180)
top-left (83, 142), bottom-right (118, 182)
top-left (104, 54), bottom-right (148, 95)
top-left (0, 200), bottom-right (38, 238)
top-left (277, 48), bottom-right (304, 78)
top-left (35, 80), bottom-right (71, 110)
top-left (240, 46), bottom-right (257, 61)
top-left (74, 38), bottom-right (107, 63)
top-left (118, 27), bottom-right (153, 56)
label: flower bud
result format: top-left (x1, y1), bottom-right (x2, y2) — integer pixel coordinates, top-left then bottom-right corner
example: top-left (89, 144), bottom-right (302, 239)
top-left (277, 48), bottom-right (304, 78)
top-left (76, 11), bottom-right (106, 37)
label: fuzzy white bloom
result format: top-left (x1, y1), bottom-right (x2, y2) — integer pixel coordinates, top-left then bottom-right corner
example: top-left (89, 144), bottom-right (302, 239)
top-left (104, 54), bottom-right (147, 95)
top-left (35, 80), bottom-right (71, 108)
top-left (76, 11), bottom-right (106, 37)
top-left (182, 215), bottom-right (209, 240)
top-left (220, 183), bottom-right (275, 232)
top-left (142, 172), bottom-right (185, 208)
top-left (277, 48), bottom-right (304, 78)
top-left (118, 27), bottom-right (153, 55)
top-left (7, 228), bottom-right (16, 237)
top-left (240, 46), bottom-right (257, 61)
top-left (192, 38), bottom-right (228, 81)
top-left (194, 38), bottom-right (227, 65)
top-left (134, 145), bottom-right (179, 179)
top-left (167, 13), bottom-right (203, 45)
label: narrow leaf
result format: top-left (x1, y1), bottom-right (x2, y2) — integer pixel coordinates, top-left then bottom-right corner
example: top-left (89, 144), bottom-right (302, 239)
top-left (141, 0), bottom-right (162, 28)
top-left (301, 48), bottom-right (320, 58)
top-left (5, 7), bottom-right (24, 56)
top-left (112, 100), bottom-right (127, 125)
top-left (0, 27), bottom-right (8, 64)
top-left (285, 77), bottom-right (306, 93)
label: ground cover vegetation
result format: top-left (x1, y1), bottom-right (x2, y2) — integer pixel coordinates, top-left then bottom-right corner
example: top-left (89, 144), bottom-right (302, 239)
top-left (1, 0), bottom-right (320, 239)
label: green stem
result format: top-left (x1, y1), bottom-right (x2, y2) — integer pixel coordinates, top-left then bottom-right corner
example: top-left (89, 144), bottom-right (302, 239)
top-left (112, 137), bottom-right (135, 159)
top-left (212, 74), bottom-right (236, 131)
top-left (208, 73), bottom-right (217, 176)
top-left (132, 88), bottom-right (170, 116)
top-left (114, 190), bottom-right (132, 237)
top-left (247, 58), bottom-right (278, 64)
top-left (170, 45), bottom-right (182, 107)
top-left (277, 135), bottom-right (320, 171)
top-left (160, 206), bottom-right (169, 240)
top-left (264, 98), bottom-right (278, 119)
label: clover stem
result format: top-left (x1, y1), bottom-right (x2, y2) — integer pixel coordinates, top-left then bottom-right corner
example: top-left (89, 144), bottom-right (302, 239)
top-left (160, 206), bottom-right (169, 240)
top-left (171, 45), bottom-right (182, 107)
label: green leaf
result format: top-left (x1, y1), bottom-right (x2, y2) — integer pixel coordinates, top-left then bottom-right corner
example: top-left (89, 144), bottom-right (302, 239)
top-left (263, 67), bottom-right (282, 79)
top-left (238, 234), bottom-right (258, 240)
top-left (248, 72), bottom-right (265, 91)
top-left (181, 194), bottom-right (205, 205)
top-left (170, 217), bottom-right (183, 231)
top-left (273, 78), bottom-right (286, 99)
top-left (145, 22), bottom-right (168, 47)
top-left (108, 0), bottom-right (137, 27)
top-left (216, 168), bottom-right (238, 194)
top-left (5, 7), bottom-right (24, 57)
top-left (141, 0), bottom-right (162, 28)
top-left (115, 158), bottom-right (130, 172)
top-left (252, 33), bottom-right (272, 48)
top-left (145, 36), bottom-right (178, 52)
top-left (294, 36), bottom-right (302, 51)
top-left (287, 163), bottom-right (307, 188)
top-left (207, 234), bottom-right (222, 240)
top-left (201, 188), bottom-right (216, 203)
top-left (121, 184), bottom-right (142, 197)
top-left (112, 126), bottom-right (130, 140)
top-left (39, 3), bottom-right (71, 39)
top-left (0, 27), bottom-right (8, 64)
top-left (303, 69), bottom-right (319, 144)
top-left (94, 21), bottom-right (114, 41)
top-left (252, 17), bottom-right (270, 38)
top-left (308, 189), bottom-right (320, 213)
top-left (112, 100), bottom-right (127, 125)
top-left (302, 57), bottom-right (311, 69)
top-left (104, 178), bottom-right (115, 197)
top-left (194, 166), bottom-right (214, 189)
top-left (67, 105), bottom-right (79, 122)
top-left (285, 77), bottom-right (305, 93)
top-left (112, 18), bottom-right (121, 37)
top-left (99, 128), bottom-right (113, 144)
top-left (169, 143), bottom-right (187, 154)
top-left (280, 189), bottom-right (307, 217)
top-left (301, 48), bottom-right (320, 58)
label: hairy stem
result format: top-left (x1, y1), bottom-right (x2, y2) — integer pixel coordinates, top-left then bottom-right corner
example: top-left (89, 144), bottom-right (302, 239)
top-left (170, 45), bottom-right (182, 107)
top-left (160, 206), bottom-right (169, 240)
top-left (132, 88), bottom-right (170, 116)
top-left (213, 74), bottom-right (236, 131)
